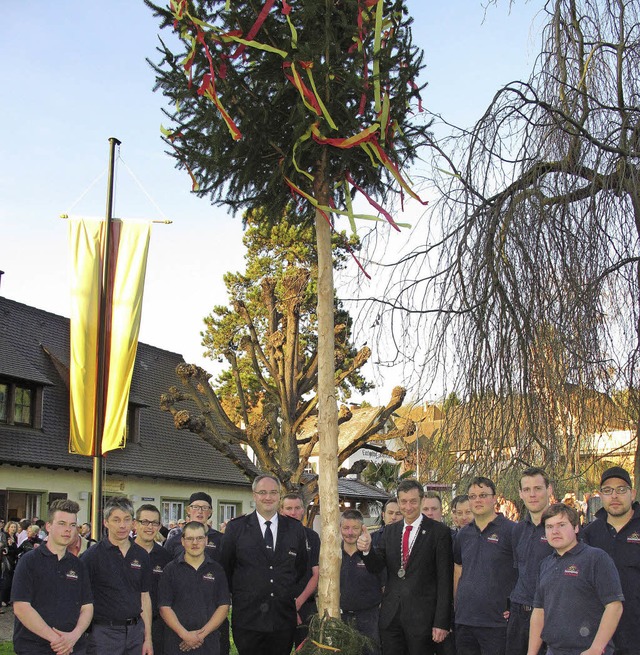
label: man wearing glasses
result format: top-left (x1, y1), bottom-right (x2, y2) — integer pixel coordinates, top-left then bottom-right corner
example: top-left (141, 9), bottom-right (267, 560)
top-left (583, 466), bottom-right (640, 655)
top-left (220, 474), bottom-right (308, 655)
top-left (453, 476), bottom-right (517, 655)
top-left (134, 505), bottom-right (172, 655)
top-left (164, 492), bottom-right (223, 561)
top-left (159, 522), bottom-right (230, 655)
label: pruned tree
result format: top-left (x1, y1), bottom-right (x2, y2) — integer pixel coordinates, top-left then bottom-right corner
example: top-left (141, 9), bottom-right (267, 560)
top-left (370, 0), bottom-right (640, 487)
top-left (147, 0), bottom-right (428, 618)
top-left (160, 210), bottom-right (412, 493)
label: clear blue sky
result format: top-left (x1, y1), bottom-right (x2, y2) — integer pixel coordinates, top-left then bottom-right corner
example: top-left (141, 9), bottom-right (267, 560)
top-left (0, 1), bottom-right (542, 400)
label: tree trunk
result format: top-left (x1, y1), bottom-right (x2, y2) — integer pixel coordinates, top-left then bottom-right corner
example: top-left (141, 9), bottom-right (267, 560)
top-left (315, 185), bottom-right (341, 618)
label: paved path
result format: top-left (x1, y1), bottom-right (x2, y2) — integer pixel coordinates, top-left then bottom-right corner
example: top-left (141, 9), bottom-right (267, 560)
top-left (0, 605), bottom-right (13, 643)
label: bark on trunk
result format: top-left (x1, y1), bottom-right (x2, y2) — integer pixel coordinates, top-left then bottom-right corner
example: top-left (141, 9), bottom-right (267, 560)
top-left (315, 198), bottom-right (341, 618)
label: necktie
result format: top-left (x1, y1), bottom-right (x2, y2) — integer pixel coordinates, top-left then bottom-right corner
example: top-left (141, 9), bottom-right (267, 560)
top-left (402, 524), bottom-right (413, 568)
top-left (264, 520), bottom-right (274, 551)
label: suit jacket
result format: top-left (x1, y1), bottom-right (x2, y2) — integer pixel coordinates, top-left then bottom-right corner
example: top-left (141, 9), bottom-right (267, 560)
top-left (219, 512), bottom-right (308, 632)
top-left (363, 515), bottom-right (453, 635)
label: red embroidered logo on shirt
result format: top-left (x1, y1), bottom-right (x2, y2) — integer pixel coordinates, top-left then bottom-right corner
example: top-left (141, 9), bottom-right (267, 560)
top-left (202, 572), bottom-right (216, 582)
top-left (130, 559), bottom-right (142, 570)
top-left (627, 532), bottom-right (640, 544)
top-left (540, 536), bottom-right (548, 543)
top-left (564, 565), bottom-right (579, 577)
top-left (65, 570), bottom-right (79, 581)
top-left (487, 533), bottom-right (499, 543)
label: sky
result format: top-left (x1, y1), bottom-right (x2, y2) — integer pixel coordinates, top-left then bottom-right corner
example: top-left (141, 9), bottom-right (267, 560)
top-left (0, 1), bottom-right (544, 404)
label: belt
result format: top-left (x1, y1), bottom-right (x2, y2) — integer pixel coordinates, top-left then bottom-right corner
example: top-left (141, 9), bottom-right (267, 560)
top-left (512, 602), bottom-right (533, 612)
top-left (93, 616), bottom-right (140, 627)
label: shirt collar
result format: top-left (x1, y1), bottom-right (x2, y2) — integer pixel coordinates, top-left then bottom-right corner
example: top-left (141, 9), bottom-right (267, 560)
top-left (257, 512), bottom-right (278, 529)
top-left (403, 514), bottom-right (423, 530)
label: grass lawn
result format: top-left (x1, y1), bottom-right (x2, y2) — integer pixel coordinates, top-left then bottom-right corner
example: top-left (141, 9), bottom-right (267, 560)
top-left (0, 642), bottom-right (14, 655)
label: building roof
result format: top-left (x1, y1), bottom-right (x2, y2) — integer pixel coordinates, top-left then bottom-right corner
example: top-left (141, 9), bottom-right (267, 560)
top-left (0, 297), bottom-right (252, 487)
top-left (337, 477), bottom-right (390, 502)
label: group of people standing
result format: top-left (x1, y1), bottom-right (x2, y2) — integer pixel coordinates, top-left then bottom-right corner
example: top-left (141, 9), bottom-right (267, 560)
top-left (7, 465), bottom-right (640, 655)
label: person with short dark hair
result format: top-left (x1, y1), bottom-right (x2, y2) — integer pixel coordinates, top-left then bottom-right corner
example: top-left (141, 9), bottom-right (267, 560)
top-left (159, 522), bottom-right (230, 655)
top-left (280, 493), bottom-right (319, 647)
top-left (220, 474), bottom-right (308, 655)
top-left (506, 467), bottom-right (554, 655)
top-left (340, 509), bottom-right (382, 654)
top-left (528, 503), bottom-right (623, 655)
top-left (81, 496), bottom-right (153, 655)
top-left (454, 476), bottom-right (517, 655)
top-left (358, 478), bottom-right (453, 655)
top-left (371, 497), bottom-right (402, 551)
top-left (134, 504), bottom-right (172, 655)
top-left (582, 466), bottom-right (640, 655)
top-left (12, 499), bottom-right (93, 655)
top-left (451, 496), bottom-right (472, 531)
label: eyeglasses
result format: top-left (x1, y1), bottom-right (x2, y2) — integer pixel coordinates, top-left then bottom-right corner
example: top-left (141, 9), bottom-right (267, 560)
top-left (188, 504), bottom-right (212, 512)
top-left (183, 536), bottom-right (207, 543)
top-left (137, 520), bottom-right (160, 527)
top-left (600, 486), bottom-right (631, 496)
top-left (468, 493), bottom-right (494, 501)
top-left (254, 490), bottom-right (280, 497)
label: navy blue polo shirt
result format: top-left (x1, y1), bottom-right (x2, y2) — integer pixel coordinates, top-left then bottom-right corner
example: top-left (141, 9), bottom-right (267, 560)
top-left (300, 526), bottom-right (320, 602)
top-left (164, 527), bottom-right (223, 561)
top-left (340, 547), bottom-right (383, 612)
top-left (81, 537), bottom-right (151, 621)
top-left (582, 503), bottom-right (640, 651)
top-left (534, 542), bottom-right (623, 654)
top-left (158, 553), bottom-right (230, 655)
top-left (12, 545), bottom-right (93, 654)
top-left (510, 514), bottom-right (553, 606)
top-left (453, 513), bottom-right (517, 628)
top-left (147, 542), bottom-right (173, 618)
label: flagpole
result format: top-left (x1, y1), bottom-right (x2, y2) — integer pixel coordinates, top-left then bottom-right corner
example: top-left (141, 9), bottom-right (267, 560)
top-left (90, 136), bottom-right (121, 542)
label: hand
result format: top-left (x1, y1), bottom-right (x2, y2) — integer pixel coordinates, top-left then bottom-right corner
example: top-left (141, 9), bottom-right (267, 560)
top-left (141, 637), bottom-right (154, 655)
top-left (297, 612), bottom-right (302, 626)
top-left (49, 629), bottom-right (76, 655)
top-left (356, 524), bottom-right (371, 552)
top-left (180, 631), bottom-right (204, 650)
top-left (432, 627), bottom-right (448, 643)
top-left (503, 610), bottom-right (510, 620)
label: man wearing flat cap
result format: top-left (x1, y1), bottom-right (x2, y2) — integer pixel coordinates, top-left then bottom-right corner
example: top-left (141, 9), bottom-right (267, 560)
top-left (583, 466), bottom-right (640, 655)
top-left (164, 492), bottom-right (223, 561)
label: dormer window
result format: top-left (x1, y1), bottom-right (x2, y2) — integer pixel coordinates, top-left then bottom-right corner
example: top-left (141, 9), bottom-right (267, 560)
top-left (0, 380), bottom-right (41, 428)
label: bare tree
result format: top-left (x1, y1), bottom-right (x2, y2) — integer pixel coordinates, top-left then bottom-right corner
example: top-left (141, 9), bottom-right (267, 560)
top-left (370, 0), bottom-right (640, 487)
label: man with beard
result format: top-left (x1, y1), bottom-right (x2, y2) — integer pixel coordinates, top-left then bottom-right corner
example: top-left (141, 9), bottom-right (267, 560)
top-left (583, 466), bottom-right (640, 655)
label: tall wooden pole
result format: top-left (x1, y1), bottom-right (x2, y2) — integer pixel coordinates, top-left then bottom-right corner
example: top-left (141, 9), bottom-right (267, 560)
top-left (90, 136), bottom-right (120, 542)
top-left (315, 167), bottom-right (341, 617)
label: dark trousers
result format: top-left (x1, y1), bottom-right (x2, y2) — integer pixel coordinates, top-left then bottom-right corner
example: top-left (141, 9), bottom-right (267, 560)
top-left (455, 624), bottom-right (506, 655)
top-left (87, 622), bottom-right (145, 655)
top-left (232, 626), bottom-right (295, 655)
top-left (435, 631), bottom-right (456, 655)
top-left (343, 606), bottom-right (380, 655)
top-left (380, 606), bottom-right (439, 655)
top-left (506, 603), bottom-right (546, 655)
top-left (295, 599), bottom-right (317, 647)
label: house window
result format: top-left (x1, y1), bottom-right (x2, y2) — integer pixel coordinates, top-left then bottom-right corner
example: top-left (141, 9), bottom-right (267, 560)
top-left (0, 380), bottom-right (40, 428)
top-left (0, 383), bottom-right (7, 422)
top-left (14, 386), bottom-right (32, 425)
top-left (218, 502), bottom-right (241, 526)
top-left (162, 500), bottom-right (185, 526)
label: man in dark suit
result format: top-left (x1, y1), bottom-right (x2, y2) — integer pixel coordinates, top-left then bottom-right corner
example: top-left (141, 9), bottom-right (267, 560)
top-left (219, 474), bottom-right (308, 655)
top-left (358, 478), bottom-right (453, 655)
